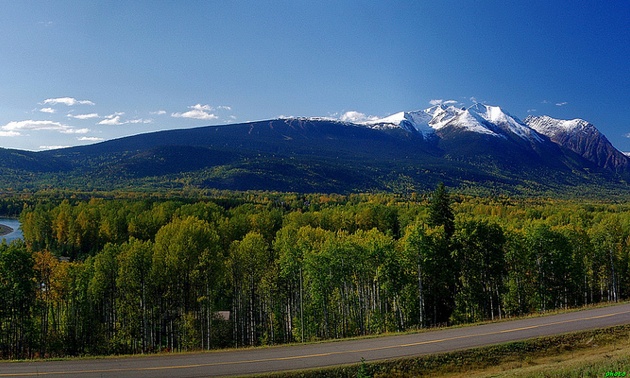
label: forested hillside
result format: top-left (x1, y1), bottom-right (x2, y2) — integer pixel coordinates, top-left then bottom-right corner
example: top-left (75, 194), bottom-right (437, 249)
top-left (1, 188), bottom-right (630, 359)
top-left (2, 116), bottom-right (630, 196)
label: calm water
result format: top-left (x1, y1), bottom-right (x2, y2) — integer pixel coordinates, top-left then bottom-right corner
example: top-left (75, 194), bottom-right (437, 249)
top-left (0, 217), bottom-right (23, 243)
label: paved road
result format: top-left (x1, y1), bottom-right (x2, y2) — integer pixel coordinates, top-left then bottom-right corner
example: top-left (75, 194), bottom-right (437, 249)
top-left (2, 303), bottom-right (630, 378)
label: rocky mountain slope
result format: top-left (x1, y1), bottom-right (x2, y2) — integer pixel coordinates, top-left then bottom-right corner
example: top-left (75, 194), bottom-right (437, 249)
top-left (525, 115), bottom-right (629, 173)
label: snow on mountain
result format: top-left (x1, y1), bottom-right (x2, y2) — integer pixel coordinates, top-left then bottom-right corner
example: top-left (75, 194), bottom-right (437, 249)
top-left (422, 104), bottom-right (461, 129)
top-left (359, 103), bottom-right (543, 142)
top-left (284, 105), bottom-right (630, 176)
top-left (440, 105), bottom-right (502, 137)
top-left (466, 103), bottom-right (544, 142)
top-left (332, 105), bottom-right (629, 174)
top-left (361, 110), bottom-right (434, 134)
top-left (524, 115), bottom-right (593, 138)
top-left (525, 115), bottom-right (630, 172)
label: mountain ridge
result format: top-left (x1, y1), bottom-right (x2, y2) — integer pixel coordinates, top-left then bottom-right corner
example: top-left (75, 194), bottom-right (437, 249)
top-left (525, 115), bottom-right (629, 173)
top-left (1, 104), bottom-right (628, 195)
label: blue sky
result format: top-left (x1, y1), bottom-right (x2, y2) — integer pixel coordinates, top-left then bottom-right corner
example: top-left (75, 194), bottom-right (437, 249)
top-left (1, 1), bottom-right (628, 151)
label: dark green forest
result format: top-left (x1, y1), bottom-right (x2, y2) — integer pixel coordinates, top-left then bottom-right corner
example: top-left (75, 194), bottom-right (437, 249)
top-left (1, 188), bottom-right (630, 359)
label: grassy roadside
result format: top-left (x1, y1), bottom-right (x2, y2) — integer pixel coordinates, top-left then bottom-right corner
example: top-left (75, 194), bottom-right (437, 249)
top-left (467, 344), bottom-right (630, 378)
top-left (252, 325), bottom-right (630, 378)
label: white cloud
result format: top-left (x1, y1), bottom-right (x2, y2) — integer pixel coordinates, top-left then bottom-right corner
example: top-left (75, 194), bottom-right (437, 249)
top-left (0, 131), bottom-right (21, 137)
top-left (61, 128), bottom-right (89, 134)
top-left (98, 112), bottom-right (125, 125)
top-left (38, 145), bottom-right (69, 150)
top-left (339, 111), bottom-right (378, 123)
top-left (40, 107), bottom-right (56, 114)
top-left (68, 113), bottom-right (100, 120)
top-left (43, 97), bottom-right (95, 106)
top-left (77, 136), bottom-right (104, 141)
top-left (172, 104), bottom-right (219, 120)
top-left (1, 120), bottom-right (88, 134)
top-left (150, 110), bottom-right (167, 115)
top-left (128, 118), bottom-right (153, 124)
top-left (97, 113), bottom-right (152, 125)
top-left (217, 105), bottom-right (232, 111)
top-left (194, 104), bottom-right (212, 111)
top-left (556, 102), bottom-right (568, 106)
top-left (430, 99), bottom-right (458, 106)
top-left (99, 116), bottom-right (123, 125)
top-left (527, 109), bottom-right (537, 113)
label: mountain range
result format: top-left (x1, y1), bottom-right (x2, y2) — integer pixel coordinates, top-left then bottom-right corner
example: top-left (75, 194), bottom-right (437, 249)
top-left (1, 103), bottom-right (629, 195)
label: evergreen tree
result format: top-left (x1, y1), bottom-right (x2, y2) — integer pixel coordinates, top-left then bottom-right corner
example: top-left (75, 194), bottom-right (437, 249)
top-left (428, 183), bottom-right (455, 239)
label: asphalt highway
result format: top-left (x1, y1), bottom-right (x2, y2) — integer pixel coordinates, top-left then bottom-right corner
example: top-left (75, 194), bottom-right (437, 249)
top-left (2, 302), bottom-right (630, 378)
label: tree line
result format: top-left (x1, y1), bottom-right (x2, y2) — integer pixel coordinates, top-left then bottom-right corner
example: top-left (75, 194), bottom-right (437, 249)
top-left (1, 187), bottom-right (629, 359)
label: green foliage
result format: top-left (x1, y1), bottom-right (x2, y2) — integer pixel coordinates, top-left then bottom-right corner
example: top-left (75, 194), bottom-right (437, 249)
top-left (428, 183), bottom-right (455, 239)
top-left (4, 189), bottom-right (630, 359)
top-left (0, 240), bottom-right (36, 359)
top-left (452, 219), bottom-right (506, 323)
top-left (116, 238), bottom-right (153, 352)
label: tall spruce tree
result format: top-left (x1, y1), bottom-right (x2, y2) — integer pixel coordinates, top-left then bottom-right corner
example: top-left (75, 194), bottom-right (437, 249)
top-left (428, 183), bottom-right (455, 239)
top-left (421, 183), bottom-right (457, 325)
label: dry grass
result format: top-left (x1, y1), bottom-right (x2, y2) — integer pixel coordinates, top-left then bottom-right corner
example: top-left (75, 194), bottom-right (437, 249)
top-left (461, 342), bottom-right (630, 378)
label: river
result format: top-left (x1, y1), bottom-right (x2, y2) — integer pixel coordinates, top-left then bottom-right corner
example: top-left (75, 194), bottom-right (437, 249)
top-left (0, 217), bottom-right (23, 243)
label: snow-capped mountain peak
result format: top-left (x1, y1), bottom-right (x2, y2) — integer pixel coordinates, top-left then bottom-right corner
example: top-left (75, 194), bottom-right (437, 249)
top-left (442, 105), bottom-right (503, 137)
top-left (524, 115), bottom-right (592, 138)
top-left (467, 103), bottom-right (510, 124)
top-left (524, 115), bottom-right (629, 172)
top-left (361, 109), bottom-right (434, 135)
top-left (464, 103), bottom-right (544, 142)
top-left (426, 104), bottom-right (464, 129)
top-left (360, 103), bottom-right (544, 143)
